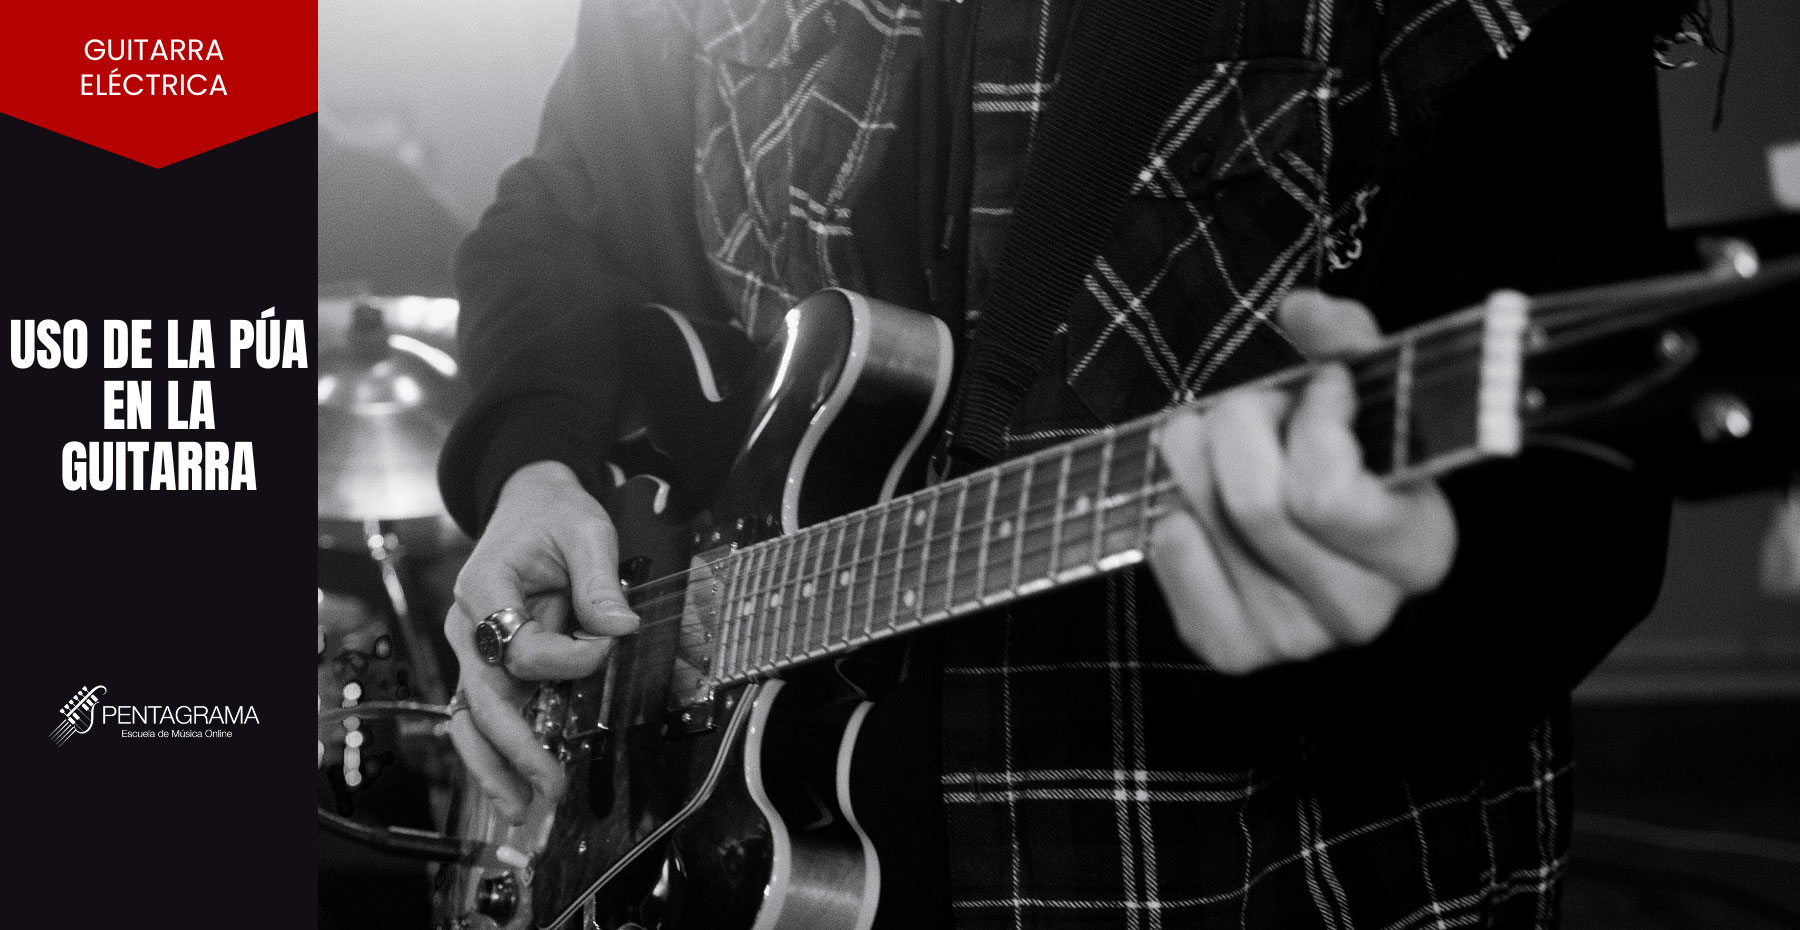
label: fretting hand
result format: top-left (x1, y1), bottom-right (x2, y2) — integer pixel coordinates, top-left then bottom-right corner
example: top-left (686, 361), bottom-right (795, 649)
top-left (1148, 290), bottom-right (1459, 673)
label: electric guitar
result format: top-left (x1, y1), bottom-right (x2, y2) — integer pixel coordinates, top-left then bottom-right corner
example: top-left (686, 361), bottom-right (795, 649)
top-left (433, 255), bottom-right (1800, 930)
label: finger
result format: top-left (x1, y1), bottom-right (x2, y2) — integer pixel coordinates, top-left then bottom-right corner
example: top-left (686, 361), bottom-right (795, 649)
top-left (448, 562), bottom-right (535, 665)
top-left (1155, 412), bottom-right (1322, 668)
top-left (1277, 290), bottom-right (1383, 360)
top-left (1208, 387), bottom-right (1406, 645)
top-left (557, 510), bottom-right (641, 637)
top-left (1148, 510), bottom-right (1265, 674)
top-left (1155, 408), bottom-right (1219, 517)
top-left (1284, 365), bottom-right (1456, 593)
top-left (446, 701), bottom-right (531, 823)
top-left (507, 625), bottom-right (614, 680)
top-left (465, 672), bottom-right (567, 811)
top-left (502, 592), bottom-right (613, 679)
top-left (1213, 548), bottom-right (1339, 662)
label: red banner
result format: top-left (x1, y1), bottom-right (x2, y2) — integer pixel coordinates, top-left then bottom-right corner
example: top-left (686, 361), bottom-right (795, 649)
top-left (1, 4), bottom-right (316, 167)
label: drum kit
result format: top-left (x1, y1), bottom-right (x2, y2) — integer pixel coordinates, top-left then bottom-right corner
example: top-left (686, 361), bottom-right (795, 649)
top-left (316, 294), bottom-right (488, 921)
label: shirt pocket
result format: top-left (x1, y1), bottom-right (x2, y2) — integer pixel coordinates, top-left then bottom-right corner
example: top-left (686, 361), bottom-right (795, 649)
top-left (1130, 58), bottom-right (1331, 202)
top-left (691, 0), bottom-right (846, 330)
top-left (1061, 57), bottom-right (1328, 424)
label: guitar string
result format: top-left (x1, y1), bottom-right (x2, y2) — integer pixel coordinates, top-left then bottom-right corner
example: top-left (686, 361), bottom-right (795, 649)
top-left (699, 472), bottom-right (1177, 671)
top-left (630, 300), bottom-right (1709, 680)
top-left (555, 287), bottom-right (1696, 644)
top-left (597, 339), bottom-right (1489, 626)
top-left (705, 296), bottom-right (1686, 641)
top-left (617, 470), bottom-right (1177, 661)
top-left (622, 448), bottom-right (1157, 622)
top-left (606, 387), bottom-right (1462, 638)
top-left (710, 479), bottom-right (1189, 682)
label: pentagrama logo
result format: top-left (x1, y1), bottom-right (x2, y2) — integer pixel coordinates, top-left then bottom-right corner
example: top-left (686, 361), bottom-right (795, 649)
top-left (52, 685), bottom-right (107, 746)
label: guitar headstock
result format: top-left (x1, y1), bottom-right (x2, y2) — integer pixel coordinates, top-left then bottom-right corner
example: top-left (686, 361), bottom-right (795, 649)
top-left (1516, 252), bottom-right (1800, 498)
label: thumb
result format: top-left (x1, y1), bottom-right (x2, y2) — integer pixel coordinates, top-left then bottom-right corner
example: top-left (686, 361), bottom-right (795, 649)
top-left (563, 514), bottom-right (642, 637)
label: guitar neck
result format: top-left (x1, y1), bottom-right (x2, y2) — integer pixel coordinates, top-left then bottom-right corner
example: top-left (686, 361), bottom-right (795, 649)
top-left (702, 298), bottom-right (1531, 684)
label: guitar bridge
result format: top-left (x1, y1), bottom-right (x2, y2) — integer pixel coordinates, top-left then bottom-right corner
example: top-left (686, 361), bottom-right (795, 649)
top-left (526, 682), bottom-right (614, 763)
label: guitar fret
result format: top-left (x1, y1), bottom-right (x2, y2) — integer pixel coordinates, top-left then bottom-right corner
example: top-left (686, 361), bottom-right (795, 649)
top-left (782, 533), bottom-right (801, 657)
top-left (974, 470), bottom-right (1000, 603)
top-left (746, 542), bottom-right (765, 672)
top-left (1059, 442), bottom-right (1105, 571)
top-left (798, 532), bottom-right (815, 650)
top-left (846, 514), bottom-right (872, 645)
top-left (773, 534), bottom-right (796, 663)
top-left (746, 541), bottom-right (766, 669)
top-left (1139, 422), bottom-right (1161, 543)
top-left (907, 494), bottom-right (931, 618)
top-left (1098, 428), bottom-right (1150, 565)
top-left (802, 524), bottom-right (826, 656)
top-left (759, 541), bottom-right (780, 669)
top-left (943, 482), bottom-right (969, 612)
top-left (803, 530), bottom-right (821, 653)
top-left (863, 506), bottom-right (889, 635)
top-left (767, 540), bottom-right (786, 666)
top-left (1392, 335), bottom-right (1415, 474)
top-left (820, 521), bottom-right (845, 649)
top-left (949, 477), bottom-right (991, 606)
top-left (763, 538), bottom-right (783, 667)
top-left (742, 543), bottom-right (766, 673)
top-left (914, 491), bottom-right (941, 617)
top-left (888, 497), bottom-right (915, 623)
top-left (1009, 460), bottom-right (1033, 594)
top-left (1015, 458), bottom-right (1058, 588)
top-left (1046, 451), bottom-right (1073, 581)
top-left (1085, 433), bottom-right (1114, 569)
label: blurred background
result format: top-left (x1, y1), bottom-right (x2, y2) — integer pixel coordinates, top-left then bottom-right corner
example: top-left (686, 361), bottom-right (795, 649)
top-left (315, 1), bottom-right (1799, 928)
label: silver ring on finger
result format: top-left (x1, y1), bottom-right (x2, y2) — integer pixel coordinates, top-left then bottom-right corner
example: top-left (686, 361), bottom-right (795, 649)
top-left (473, 607), bottom-right (532, 666)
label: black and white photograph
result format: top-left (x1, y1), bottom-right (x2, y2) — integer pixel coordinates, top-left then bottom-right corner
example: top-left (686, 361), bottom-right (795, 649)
top-left (314, 1), bottom-right (1798, 928)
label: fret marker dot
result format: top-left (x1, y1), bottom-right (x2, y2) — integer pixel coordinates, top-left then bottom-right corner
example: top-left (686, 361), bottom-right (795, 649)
top-left (770, 593), bottom-right (781, 607)
top-left (902, 590), bottom-right (916, 608)
top-left (997, 520), bottom-right (1012, 539)
top-left (1071, 495), bottom-right (1090, 516)
top-left (838, 571), bottom-right (852, 587)
top-left (801, 582), bottom-right (815, 598)
top-left (913, 510), bottom-right (927, 527)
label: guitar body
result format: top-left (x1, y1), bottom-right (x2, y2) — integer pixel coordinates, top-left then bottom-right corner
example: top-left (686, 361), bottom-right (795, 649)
top-left (437, 290), bottom-right (953, 930)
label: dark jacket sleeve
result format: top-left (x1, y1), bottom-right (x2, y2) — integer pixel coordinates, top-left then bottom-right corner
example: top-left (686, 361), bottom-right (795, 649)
top-left (438, 0), bottom-right (727, 535)
top-left (1254, 0), bottom-right (1677, 751)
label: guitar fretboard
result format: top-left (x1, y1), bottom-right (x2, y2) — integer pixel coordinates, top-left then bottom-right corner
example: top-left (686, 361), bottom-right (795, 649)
top-left (685, 297), bottom-right (1527, 689)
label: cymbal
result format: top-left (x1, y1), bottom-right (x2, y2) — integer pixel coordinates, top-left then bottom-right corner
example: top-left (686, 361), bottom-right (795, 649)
top-left (317, 294), bottom-right (459, 355)
top-left (318, 300), bottom-right (467, 521)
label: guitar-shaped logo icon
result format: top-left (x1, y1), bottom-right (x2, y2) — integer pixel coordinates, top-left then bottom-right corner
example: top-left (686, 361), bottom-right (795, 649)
top-left (51, 686), bottom-right (107, 747)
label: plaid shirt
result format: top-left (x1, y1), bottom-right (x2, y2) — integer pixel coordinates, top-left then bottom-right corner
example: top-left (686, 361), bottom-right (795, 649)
top-left (688, 0), bottom-right (1589, 927)
top-left (446, 0), bottom-right (1669, 926)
